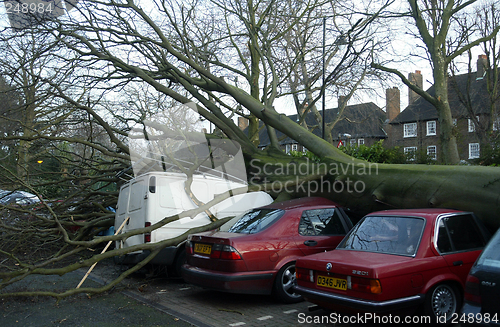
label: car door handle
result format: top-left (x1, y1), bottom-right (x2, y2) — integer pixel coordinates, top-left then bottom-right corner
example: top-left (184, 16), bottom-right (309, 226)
top-left (453, 260), bottom-right (463, 266)
top-left (304, 240), bottom-right (317, 246)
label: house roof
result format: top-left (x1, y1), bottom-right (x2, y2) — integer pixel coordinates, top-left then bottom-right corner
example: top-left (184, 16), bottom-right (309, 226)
top-left (391, 71), bottom-right (495, 124)
top-left (255, 102), bottom-right (388, 147)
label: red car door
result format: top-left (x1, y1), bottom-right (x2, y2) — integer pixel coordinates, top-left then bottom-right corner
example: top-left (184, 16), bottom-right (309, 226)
top-left (294, 207), bottom-right (350, 256)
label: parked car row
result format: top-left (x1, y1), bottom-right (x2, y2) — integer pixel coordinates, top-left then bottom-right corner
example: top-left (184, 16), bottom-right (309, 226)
top-left (179, 197), bottom-right (499, 324)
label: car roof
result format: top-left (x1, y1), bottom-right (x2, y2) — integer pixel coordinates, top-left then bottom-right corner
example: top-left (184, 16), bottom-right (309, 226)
top-left (262, 197), bottom-right (339, 210)
top-left (366, 208), bottom-right (465, 219)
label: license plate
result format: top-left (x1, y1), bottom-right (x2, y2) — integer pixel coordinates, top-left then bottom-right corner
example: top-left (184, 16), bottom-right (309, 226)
top-left (317, 275), bottom-right (347, 290)
top-left (194, 243), bottom-right (212, 255)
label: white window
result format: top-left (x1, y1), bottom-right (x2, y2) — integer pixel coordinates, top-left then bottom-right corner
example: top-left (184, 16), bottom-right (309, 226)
top-left (358, 139), bottom-right (365, 146)
top-left (285, 144), bottom-right (291, 154)
top-left (427, 146), bottom-right (437, 160)
top-left (350, 139), bottom-right (356, 146)
top-left (469, 143), bottom-right (480, 159)
top-left (452, 118), bottom-right (457, 126)
top-left (302, 146), bottom-right (308, 153)
top-left (404, 123), bottom-right (417, 138)
top-left (468, 116), bottom-right (479, 133)
top-left (426, 121), bottom-right (436, 136)
top-left (493, 117), bottom-right (500, 131)
top-left (291, 144), bottom-right (298, 151)
top-left (404, 147), bottom-right (417, 161)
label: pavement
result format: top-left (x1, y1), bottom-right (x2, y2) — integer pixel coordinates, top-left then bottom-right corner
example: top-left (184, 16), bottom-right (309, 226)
top-left (0, 267), bottom-right (192, 327)
top-left (0, 259), bottom-right (336, 327)
top-left (1, 259), bottom-right (458, 327)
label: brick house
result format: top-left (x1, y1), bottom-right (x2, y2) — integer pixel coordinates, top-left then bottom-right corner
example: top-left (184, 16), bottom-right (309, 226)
top-left (240, 101), bottom-right (388, 153)
top-left (387, 55), bottom-right (499, 162)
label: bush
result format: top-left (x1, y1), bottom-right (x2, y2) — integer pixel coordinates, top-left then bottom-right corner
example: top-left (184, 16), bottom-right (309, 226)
top-left (339, 140), bottom-right (407, 164)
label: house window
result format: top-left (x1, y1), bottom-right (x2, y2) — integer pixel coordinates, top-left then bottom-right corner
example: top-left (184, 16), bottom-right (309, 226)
top-left (350, 139), bottom-right (356, 146)
top-left (291, 144), bottom-right (298, 151)
top-left (302, 146), bottom-right (308, 153)
top-left (452, 118), bottom-right (457, 126)
top-left (358, 139), bottom-right (365, 146)
top-left (404, 123), bottom-right (417, 138)
top-left (469, 143), bottom-right (480, 159)
top-left (468, 116), bottom-right (479, 133)
top-left (493, 117), bottom-right (500, 131)
top-left (285, 144), bottom-right (291, 154)
top-left (404, 147), bottom-right (417, 161)
top-left (427, 146), bottom-right (437, 160)
top-left (426, 121), bottom-right (436, 136)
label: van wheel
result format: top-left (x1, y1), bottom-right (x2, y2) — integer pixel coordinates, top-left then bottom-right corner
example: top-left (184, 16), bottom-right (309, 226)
top-left (172, 248), bottom-right (186, 278)
top-left (273, 262), bottom-right (303, 304)
top-left (423, 283), bottom-right (461, 324)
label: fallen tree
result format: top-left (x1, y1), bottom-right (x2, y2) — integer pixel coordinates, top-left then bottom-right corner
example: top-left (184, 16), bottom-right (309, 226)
top-left (1, 0), bottom-right (500, 301)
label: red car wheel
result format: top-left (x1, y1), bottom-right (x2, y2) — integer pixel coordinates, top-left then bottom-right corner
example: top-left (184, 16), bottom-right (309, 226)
top-left (273, 262), bottom-right (303, 304)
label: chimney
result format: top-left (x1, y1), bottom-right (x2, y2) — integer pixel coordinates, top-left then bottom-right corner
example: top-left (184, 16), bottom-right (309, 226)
top-left (477, 54), bottom-right (488, 79)
top-left (238, 117), bottom-right (249, 131)
top-left (408, 70), bottom-right (423, 104)
top-left (386, 87), bottom-right (400, 121)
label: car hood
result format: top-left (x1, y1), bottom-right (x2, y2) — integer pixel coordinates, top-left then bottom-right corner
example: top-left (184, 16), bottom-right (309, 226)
top-left (297, 249), bottom-right (416, 279)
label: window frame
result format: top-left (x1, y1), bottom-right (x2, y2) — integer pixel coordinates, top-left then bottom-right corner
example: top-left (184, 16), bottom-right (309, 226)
top-left (358, 138), bottom-right (365, 146)
top-left (404, 146), bottom-right (417, 161)
top-left (434, 213), bottom-right (488, 255)
top-left (404, 122), bottom-right (417, 138)
top-left (427, 145), bottom-right (437, 160)
top-left (469, 143), bottom-right (480, 159)
top-left (298, 208), bottom-right (349, 236)
top-left (426, 121), bottom-right (436, 136)
top-left (468, 116), bottom-right (479, 133)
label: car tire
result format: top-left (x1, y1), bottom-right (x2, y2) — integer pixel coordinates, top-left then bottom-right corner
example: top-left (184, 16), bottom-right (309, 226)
top-left (273, 262), bottom-right (303, 304)
top-left (423, 283), bottom-right (461, 324)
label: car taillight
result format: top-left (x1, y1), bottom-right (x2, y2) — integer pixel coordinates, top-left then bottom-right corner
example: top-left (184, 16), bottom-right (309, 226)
top-left (186, 241), bottom-right (193, 255)
top-left (464, 275), bottom-right (481, 304)
top-left (348, 276), bottom-right (382, 294)
top-left (210, 243), bottom-right (223, 259)
top-left (144, 222), bottom-right (151, 243)
top-left (219, 245), bottom-right (242, 260)
top-left (296, 267), bottom-right (314, 282)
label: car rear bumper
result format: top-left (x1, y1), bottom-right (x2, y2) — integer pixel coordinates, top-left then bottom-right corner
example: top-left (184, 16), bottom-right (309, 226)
top-left (181, 264), bottom-right (275, 295)
top-left (293, 285), bottom-right (424, 313)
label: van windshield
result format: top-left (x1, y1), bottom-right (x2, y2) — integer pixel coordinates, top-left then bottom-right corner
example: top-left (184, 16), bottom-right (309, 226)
top-left (220, 209), bottom-right (285, 234)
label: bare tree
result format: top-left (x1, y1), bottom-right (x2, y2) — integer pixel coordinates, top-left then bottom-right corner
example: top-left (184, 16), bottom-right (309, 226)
top-left (372, 0), bottom-right (500, 164)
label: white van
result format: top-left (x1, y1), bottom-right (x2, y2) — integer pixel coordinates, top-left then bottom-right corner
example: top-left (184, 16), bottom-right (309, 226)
top-left (114, 171), bottom-right (273, 275)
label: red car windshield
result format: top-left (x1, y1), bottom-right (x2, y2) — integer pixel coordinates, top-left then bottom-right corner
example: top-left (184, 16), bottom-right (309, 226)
top-left (224, 209), bottom-right (285, 234)
top-left (338, 216), bottom-right (425, 256)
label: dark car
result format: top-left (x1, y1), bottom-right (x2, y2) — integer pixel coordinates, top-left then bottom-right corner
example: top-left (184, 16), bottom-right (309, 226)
top-left (462, 227), bottom-right (500, 325)
top-left (182, 197), bottom-right (353, 303)
top-left (294, 209), bottom-right (490, 323)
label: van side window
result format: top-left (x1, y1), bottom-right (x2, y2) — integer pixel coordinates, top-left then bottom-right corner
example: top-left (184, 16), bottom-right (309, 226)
top-left (149, 176), bottom-right (156, 193)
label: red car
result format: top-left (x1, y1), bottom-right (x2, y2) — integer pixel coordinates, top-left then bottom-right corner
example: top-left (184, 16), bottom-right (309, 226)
top-left (294, 209), bottom-right (491, 323)
top-left (182, 197), bottom-right (353, 303)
